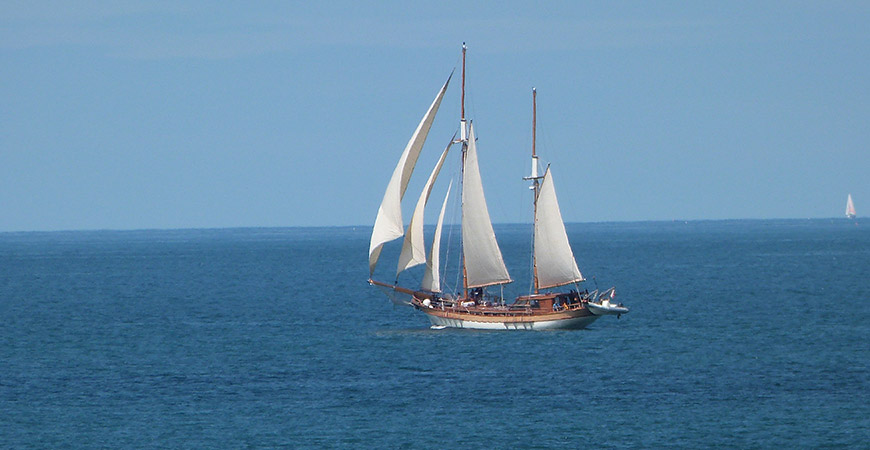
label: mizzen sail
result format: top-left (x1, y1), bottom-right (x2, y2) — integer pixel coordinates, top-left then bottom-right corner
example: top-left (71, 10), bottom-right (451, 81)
top-left (534, 167), bottom-right (584, 289)
top-left (369, 75), bottom-right (451, 275)
top-left (461, 122), bottom-right (512, 288)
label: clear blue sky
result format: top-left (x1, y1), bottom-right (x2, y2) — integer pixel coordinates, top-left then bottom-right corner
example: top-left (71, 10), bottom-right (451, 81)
top-left (2, 1), bottom-right (868, 231)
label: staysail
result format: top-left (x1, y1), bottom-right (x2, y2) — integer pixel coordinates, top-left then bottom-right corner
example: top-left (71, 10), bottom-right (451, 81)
top-left (461, 123), bottom-right (512, 288)
top-left (369, 75), bottom-right (451, 275)
top-left (421, 181), bottom-right (452, 292)
top-left (397, 142), bottom-right (451, 276)
top-left (534, 167), bottom-right (584, 289)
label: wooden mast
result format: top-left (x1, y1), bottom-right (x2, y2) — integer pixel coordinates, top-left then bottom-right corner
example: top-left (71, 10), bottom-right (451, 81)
top-left (461, 43), bottom-right (466, 121)
top-left (522, 88), bottom-right (542, 293)
top-left (531, 88), bottom-right (541, 294)
top-left (532, 88), bottom-right (537, 159)
top-left (460, 42), bottom-right (469, 299)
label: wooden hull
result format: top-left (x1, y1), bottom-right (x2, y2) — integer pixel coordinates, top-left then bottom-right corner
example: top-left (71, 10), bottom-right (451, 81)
top-left (412, 298), bottom-right (599, 330)
top-left (370, 280), bottom-right (602, 330)
top-left (424, 310), bottom-right (598, 330)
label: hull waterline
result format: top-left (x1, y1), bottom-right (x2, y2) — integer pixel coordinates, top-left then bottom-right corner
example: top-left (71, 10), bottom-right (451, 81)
top-left (412, 294), bottom-right (600, 330)
top-left (425, 312), bottom-right (599, 330)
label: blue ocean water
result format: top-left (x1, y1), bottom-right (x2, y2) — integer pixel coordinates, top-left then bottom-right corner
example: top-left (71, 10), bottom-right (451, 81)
top-left (1, 220), bottom-right (868, 448)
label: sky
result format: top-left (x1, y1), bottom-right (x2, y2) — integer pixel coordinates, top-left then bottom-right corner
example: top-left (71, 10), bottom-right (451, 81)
top-left (1, 1), bottom-right (868, 232)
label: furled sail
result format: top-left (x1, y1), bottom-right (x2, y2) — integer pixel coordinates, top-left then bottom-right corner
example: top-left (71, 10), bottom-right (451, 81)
top-left (421, 181), bottom-right (452, 292)
top-left (534, 167), bottom-right (584, 289)
top-left (369, 75), bottom-right (451, 275)
top-left (461, 123), bottom-right (512, 288)
top-left (397, 142), bottom-right (451, 276)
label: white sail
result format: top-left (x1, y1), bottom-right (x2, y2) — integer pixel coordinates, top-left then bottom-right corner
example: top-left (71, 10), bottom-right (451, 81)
top-left (422, 181), bottom-right (452, 292)
top-left (397, 143), bottom-right (451, 276)
top-left (534, 167), bottom-right (584, 289)
top-left (461, 123), bottom-right (512, 288)
top-left (846, 194), bottom-right (856, 218)
top-left (369, 75), bottom-right (451, 275)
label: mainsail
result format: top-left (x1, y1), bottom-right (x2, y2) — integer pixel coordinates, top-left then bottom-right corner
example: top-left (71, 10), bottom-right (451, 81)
top-left (421, 181), bottom-right (452, 292)
top-left (397, 143), bottom-right (451, 276)
top-left (369, 75), bottom-right (451, 275)
top-left (534, 167), bottom-right (584, 289)
top-left (461, 122), bottom-right (512, 288)
top-left (846, 194), bottom-right (856, 218)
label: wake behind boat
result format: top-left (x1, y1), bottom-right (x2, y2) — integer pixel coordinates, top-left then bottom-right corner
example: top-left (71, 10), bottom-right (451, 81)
top-left (368, 44), bottom-right (628, 330)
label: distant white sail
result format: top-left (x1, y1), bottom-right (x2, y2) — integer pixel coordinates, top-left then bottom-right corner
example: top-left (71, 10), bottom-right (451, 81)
top-left (369, 76), bottom-right (451, 275)
top-left (846, 194), bottom-right (856, 218)
top-left (461, 123), bottom-right (512, 288)
top-left (422, 181), bottom-right (452, 292)
top-left (534, 167), bottom-right (584, 289)
top-left (397, 143), bottom-right (451, 276)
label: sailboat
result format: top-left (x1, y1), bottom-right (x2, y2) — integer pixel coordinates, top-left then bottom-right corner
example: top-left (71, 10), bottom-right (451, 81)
top-left (368, 44), bottom-right (627, 330)
top-left (846, 194), bottom-right (856, 219)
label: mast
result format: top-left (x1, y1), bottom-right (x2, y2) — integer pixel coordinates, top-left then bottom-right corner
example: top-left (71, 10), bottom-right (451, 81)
top-left (460, 42), bottom-right (468, 298)
top-left (527, 89), bottom-right (583, 291)
top-left (457, 43), bottom-right (512, 295)
top-left (532, 88), bottom-right (539, 293)
top-left (524, 88), bottom-right (542, 293)
top-left (461, 43), bottom-right (467, 124)
top-left (532, 88), bottom-right (537, 159)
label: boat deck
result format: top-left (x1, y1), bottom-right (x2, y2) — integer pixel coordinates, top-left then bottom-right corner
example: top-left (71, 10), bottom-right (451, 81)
top-left (410, 293), bottom-right (593, 319)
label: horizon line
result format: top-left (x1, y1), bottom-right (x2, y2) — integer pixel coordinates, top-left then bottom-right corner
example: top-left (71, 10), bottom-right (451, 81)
top-left (0, 216), bottom-right (860, 235)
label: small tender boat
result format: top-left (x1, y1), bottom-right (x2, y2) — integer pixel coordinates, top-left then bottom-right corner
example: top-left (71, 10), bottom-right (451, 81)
top-left (586, 300), bottom-right (629, 316)
top-left (585, 288), bottom-right (629, 317)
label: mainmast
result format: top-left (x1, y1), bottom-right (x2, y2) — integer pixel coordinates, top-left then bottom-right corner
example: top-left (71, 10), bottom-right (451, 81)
top-left (524, 88), bottom-right (543, 293)
top-left (460, 42), bottom-right (469, 298)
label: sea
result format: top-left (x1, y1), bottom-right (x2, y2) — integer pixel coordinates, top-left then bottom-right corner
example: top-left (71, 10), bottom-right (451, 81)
top-left (1, 219), bottom-right (867, 448)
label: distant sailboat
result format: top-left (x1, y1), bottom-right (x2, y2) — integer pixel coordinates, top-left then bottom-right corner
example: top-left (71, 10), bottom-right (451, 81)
top-left (368, 44), bottom-right (627, 330)
top-left (846, 194), bottom-right (856, 219)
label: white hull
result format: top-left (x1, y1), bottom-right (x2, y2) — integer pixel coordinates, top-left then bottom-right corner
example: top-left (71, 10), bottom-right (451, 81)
top-left (426, 313), bottom-right (599, 330)
top-left (586, 301), bottom-right (629, 316)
